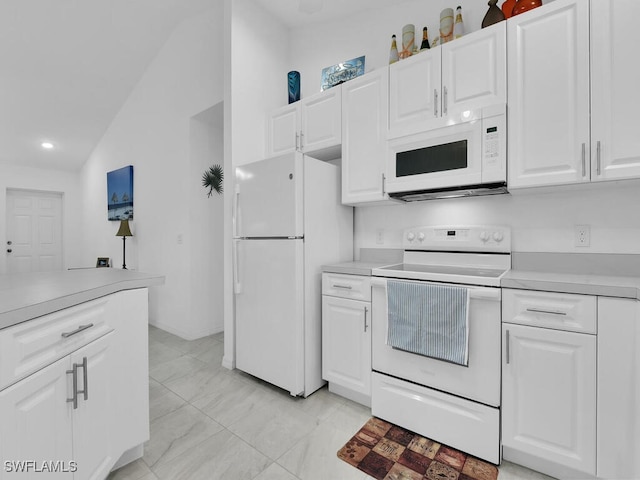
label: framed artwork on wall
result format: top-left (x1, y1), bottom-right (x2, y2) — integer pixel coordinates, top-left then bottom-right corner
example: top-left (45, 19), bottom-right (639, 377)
top-left (107, 165), bottom-right (134, 221)
top-left (96, 257), bottom-right (110, 267)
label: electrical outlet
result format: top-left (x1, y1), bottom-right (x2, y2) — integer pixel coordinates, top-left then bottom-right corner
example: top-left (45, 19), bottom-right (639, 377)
top-left (575, 225), bottom-right (590, 247)
top-left (376, 229), bottom-right (385, 245)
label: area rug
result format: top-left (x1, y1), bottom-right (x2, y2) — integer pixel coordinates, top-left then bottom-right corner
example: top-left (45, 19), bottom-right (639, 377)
top-left (337, 417), bottom-right (498, 480)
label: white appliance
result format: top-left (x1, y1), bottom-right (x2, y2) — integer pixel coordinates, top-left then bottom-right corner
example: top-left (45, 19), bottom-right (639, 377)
top-left (386, 105), bottom-right (507, 201)
top-left (371, 225), bottom-right (511, 464)
top-left (233, 152), bottom-right (353, 397)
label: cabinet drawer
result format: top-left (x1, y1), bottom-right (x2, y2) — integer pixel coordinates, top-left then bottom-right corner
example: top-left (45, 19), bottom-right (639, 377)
top-left (0, 297), bottom-right (114, 391)
top-left (322, 273), bottom-right (371, 301)
top-left (502, 289), bottom-right (596, 334)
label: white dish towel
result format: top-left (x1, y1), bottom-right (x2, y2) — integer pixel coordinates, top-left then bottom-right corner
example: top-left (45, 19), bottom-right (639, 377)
top-left (386, 279), bottom-right (470, 366)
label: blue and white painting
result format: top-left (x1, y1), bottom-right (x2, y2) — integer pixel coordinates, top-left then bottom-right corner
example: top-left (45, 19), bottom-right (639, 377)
top-left (107, 165), bottom-right (133, 221)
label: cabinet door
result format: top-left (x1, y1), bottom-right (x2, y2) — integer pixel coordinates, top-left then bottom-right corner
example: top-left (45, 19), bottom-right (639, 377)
top-left (442, 21), bottom-right (506, 118)
top-left (301, 87), bottom-right (341, 159)
top-left (591, 0), bottom-right (640, 181)
top-left (0, 356), bottom-right (73, 479)
top-left (388, 49), bottom-right (441, 138)
top-left (266, 104), bottom-right (299, 157)
top-left (342, 68), bottom-right (389, 205)
top-left (508, 0), bottom-right (590, 188)
top-left (71, 332), bottom-right (114, 480)
top-left (502, 324), bottom-right (596, 476)
top-left (322, 296), bottom-right (370, 397)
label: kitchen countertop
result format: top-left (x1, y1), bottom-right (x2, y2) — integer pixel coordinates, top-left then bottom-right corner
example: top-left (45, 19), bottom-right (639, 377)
top-left (502, 253), bottom-right (640, 300)
top-left (322, 248), bottom-right (403, 276)
top-left (0, 268), bottom-right (165, 330)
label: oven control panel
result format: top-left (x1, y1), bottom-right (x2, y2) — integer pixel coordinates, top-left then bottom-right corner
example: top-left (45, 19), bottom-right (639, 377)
top-left (404, 225), bottom-right (511, 253)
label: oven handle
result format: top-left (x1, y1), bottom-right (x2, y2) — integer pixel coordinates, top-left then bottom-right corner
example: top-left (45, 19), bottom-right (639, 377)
top-left (371, 277), bottom-right (501, 300)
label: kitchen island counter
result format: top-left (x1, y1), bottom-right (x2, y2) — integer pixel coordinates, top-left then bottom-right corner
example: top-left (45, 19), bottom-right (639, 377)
top-left (0, 268), bottom-right (165, 330)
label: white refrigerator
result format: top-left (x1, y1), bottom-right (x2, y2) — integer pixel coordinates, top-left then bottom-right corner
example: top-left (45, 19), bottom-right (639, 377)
top-left (233, 152), bottom-right (353, 397)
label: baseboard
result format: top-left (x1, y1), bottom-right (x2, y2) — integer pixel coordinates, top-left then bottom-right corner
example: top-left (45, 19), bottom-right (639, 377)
top-left (150, 320), bottom-right (222, 341)
top-left (328, 382), bottom-right (371, 407)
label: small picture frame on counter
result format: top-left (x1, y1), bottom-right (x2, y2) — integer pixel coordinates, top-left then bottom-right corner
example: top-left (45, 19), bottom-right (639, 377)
top-left (96, 257), bottom-right (110, 268)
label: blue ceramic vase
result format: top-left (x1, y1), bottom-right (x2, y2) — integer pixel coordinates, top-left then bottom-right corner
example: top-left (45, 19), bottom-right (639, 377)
top-left (288, 71), bottom-right (300, 104)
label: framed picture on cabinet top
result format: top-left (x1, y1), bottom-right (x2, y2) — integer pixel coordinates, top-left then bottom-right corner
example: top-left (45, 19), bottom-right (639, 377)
top-left (96, 257), bottom-right (110, 268)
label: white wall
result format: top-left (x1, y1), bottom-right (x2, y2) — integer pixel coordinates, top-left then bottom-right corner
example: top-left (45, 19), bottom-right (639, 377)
top-left (81, 4), bottom-right (224, 338)
top-left (355, 181), bottom-right (640, 254)
top-left (0, 164), bottom-right (83, 273)
top-left (190, 104), bottom-right (224, 334)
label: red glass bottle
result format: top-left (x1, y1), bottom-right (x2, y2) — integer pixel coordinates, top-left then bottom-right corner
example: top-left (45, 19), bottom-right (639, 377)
top-left (512, 0), bottom-right (543, 16)
top-left (501, 0), bottom-right (517, 18)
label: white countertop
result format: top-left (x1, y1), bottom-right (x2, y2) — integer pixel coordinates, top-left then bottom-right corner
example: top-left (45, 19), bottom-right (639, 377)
top-left (501, 270), bottom-right (640, 299)
top-left (502, 252), bottom-right (640, 299)
top-left (0, 269), bottom-right (165, 330)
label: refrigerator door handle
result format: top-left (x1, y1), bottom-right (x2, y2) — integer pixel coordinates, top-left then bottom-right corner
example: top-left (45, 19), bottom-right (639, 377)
top-left (233, 239), bottom-right (242, 294)
top-left (233, 184), bottom-right (240, 238)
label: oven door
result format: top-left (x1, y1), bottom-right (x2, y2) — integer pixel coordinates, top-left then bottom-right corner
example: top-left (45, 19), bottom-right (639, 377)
top-left (371, 277), bottom-right (501, 407)
top-left (385, 118), bottom-right (483, 194)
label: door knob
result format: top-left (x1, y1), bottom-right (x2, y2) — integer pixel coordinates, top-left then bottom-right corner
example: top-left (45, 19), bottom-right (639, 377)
top-left (6, 241), bottom-right (12, 245)
top-left (6, 249), bottom-right (12, 253)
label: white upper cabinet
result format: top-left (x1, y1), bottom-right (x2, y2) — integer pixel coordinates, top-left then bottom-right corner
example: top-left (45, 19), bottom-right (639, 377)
top-left (509, 0), bottom-right (640, 189)
top-left (300, 87), bottom-right (342, 159)
top-left (342, 67), bottom-right (392, 205)
top-left (508, 0), bottom-right (590, 188)
top-left (389, 48), bottom-right (442, 138)
top-left (266, 103), bottom-right (299, 157)
top-left (441, 22), bottom-right (507, 117)
top-left (266, 88), bottom-right (342, 161)
top-left (590, 0), bottom-right (640, 181)
top-left (389, 22), bottom-right (506, 139)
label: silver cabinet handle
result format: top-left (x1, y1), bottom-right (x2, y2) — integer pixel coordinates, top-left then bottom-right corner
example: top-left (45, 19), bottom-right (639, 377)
top-left (581, 143), bottom-right (586, 177)
top-left (67, 364), bottom-right (79, 409)
top-left (443, 86), bottom-right (448, 115)
top-left (332, 284), bottom-right (352, 290)
top-left (434, 89), bottom-right (438, 117)
top-left (596, 140), bottom-right (602, 176)
top-left (364, 306), bottom-right (369, 332)
top-left (381, 173), bottom-right (386, 196)
top-left (505, 329), bottom-right (510, 365)
top-left (61, 323), bottom-right (94, 338)
top-left (526, 308), bottom-right (567, 316)
top-left (295, 132), bottom-right (300, 150)
top-left (300, 132), bottom-right (304, 150)
top-left (78, 357), bottom-right (88, 401)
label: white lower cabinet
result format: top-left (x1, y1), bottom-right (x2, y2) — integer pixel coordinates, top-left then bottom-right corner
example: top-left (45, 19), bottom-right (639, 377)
top-left (0, 289), bottom-right (149, 480)
top-left (321, 273), bottom-right (371, 406)
top-left (502, 289), bottom-right (596, 479)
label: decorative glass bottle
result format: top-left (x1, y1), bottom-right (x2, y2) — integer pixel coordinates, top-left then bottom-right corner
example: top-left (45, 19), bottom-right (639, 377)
top-left (453, 6), bottom-right (465, 39)
top-left (512, 0), bottom-right (543, 16)
top-left (482, 0), bottom-right (506, 28)
top-left (420, 27), bottom-right (431, 50)
top-left (389, 34), bottom-right (399, 64)
top-left (501, 0), bottom-right (517, 18)
top-left (287, 71), bottom-right (300, 104)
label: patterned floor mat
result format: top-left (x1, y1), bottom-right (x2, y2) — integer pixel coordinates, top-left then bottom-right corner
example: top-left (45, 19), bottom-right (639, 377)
top-left (337, 417), bottom-right (498, 480)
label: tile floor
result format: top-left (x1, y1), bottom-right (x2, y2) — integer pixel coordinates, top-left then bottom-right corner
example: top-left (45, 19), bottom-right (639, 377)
top-left (108, 326), bottom-right (555, 480)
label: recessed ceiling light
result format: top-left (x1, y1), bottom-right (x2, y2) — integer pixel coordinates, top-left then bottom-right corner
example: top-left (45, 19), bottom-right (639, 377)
top-left (41, 142), bottom-right (54, 149)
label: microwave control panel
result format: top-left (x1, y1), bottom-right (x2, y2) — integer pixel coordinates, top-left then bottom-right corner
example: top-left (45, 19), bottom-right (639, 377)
top-left (481, 113), bottom-right (506, 182)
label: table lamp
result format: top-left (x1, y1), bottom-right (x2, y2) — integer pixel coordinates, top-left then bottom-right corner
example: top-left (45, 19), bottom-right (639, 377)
top-left (116, 220), bottom-right (133, 269)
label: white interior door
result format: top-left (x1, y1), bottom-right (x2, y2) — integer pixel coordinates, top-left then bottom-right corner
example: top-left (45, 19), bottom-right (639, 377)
top-left (6, 190), bottom-right (63, 273)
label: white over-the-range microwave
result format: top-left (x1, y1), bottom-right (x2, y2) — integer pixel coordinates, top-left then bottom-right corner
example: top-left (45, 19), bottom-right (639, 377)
top-left (385, 104), bottom-right (507, 201)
